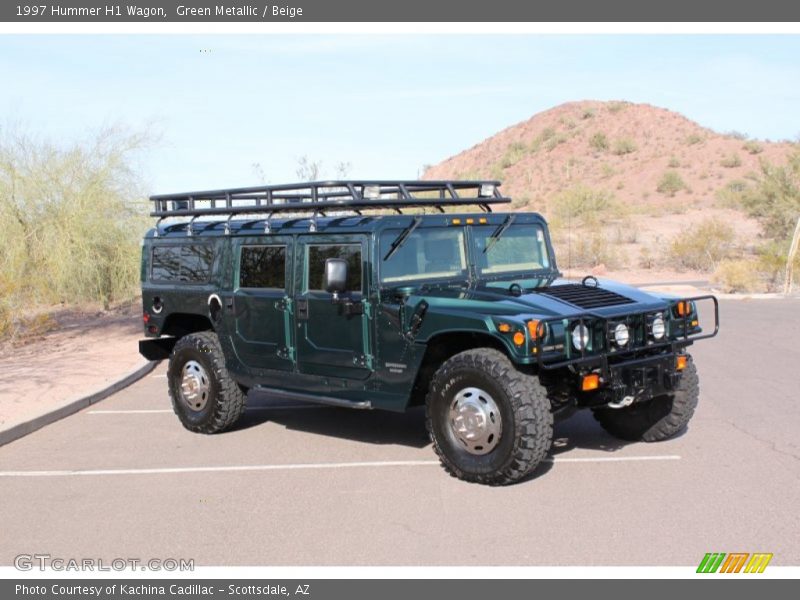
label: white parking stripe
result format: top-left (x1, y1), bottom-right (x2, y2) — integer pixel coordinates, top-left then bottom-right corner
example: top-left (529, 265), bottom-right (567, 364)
top-left (0, 455), bottom-right (680, 478)
top-left (87, 405), bottom-right (326, 414)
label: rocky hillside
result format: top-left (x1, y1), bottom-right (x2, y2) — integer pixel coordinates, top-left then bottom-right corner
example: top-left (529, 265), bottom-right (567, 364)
top-left (424, 100), bottom-right (797, 285)
top-left (424, 100), bottom-right (793, 208)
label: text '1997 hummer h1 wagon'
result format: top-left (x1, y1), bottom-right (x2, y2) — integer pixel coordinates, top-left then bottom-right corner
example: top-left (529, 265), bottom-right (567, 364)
top-left (139, 180), bottom-right (718, 485)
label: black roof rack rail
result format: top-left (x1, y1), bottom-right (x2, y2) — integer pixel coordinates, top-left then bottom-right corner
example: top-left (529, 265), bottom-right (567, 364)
top-left (148, 180), bottom-right (511, 219)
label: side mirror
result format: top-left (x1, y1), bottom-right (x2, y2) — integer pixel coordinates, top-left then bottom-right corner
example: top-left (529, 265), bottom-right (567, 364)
top-left (323, 258), bottom-right (348, 300)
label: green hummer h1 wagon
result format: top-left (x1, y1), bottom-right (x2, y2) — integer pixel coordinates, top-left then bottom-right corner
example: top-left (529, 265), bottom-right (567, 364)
top-left (139, 180), bottom-right (718, 485)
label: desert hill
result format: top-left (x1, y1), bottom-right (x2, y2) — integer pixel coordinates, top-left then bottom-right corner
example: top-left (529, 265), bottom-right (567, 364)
top-left (423, 100), bottom-right (797, 286)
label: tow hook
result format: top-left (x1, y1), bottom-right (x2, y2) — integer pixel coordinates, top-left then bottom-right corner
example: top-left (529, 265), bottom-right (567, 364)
top-left (607, 395), bottom-right (635, 409)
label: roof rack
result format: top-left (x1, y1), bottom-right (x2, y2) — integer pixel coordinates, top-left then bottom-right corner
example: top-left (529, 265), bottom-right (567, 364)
top-left (149, 180), bottom-right (510, 220)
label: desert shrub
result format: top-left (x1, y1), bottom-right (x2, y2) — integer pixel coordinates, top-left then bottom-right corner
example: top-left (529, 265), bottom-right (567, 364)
top-left (570, 233), bottom-right (622, 269)
top-left (668, 218), bottom-right (737, 271)
top-left (726, 131), bottom-right (748, 141)
top-left (589, 132), bottom-right (608, 152)
top-left (0, 126), bottom-right (152, 318)
top-left (721, 153), bottom-right (742, 168)
top-left (685, 133), bottom-right (704, 145)
top-left (529, 127), bottom-right (556, 153)
top-left (548, 186), bottom-right (622, 227)
top-left (743, 140), bottom-right (764, 155)
top-left (657, 170), bottom-right (688, 196)
top-left (668, 156), bottom-right (681, 168)
top-left (738, 151), bottom-right (800, 239)
top-left (715, 179), bottom-right (750, 208)
top-left (607, 101), bottom-right (629, 114)
top-left (612, 138), bottom-right (637, 155)
top-left (500, 141), bottom-right (527, 168)
top-left (544, 133), bottom-right (567, 152)
top-left (581, 108), bottom-right (595, 120)
top-left (712, 259), bottom-right (766, 293)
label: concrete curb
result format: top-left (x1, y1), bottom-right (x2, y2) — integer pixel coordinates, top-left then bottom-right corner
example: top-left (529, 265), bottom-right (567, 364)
top-left (0, 360), bottom-right (160, 448)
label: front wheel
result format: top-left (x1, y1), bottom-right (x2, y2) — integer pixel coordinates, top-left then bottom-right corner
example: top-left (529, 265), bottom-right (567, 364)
top-left (168, 332), bottom-right (247, 434)
top-left (425, 348), bottom-right (553, 486)
top-left (593, 354), bottom-right (699, 442)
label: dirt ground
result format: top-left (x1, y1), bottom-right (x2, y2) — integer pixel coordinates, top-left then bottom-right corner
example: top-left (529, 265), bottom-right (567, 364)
top-left (0, 303), bottom-right (147, 431)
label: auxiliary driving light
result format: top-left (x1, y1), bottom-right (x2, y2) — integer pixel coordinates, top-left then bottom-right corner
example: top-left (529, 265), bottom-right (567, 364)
top-left (651, 315), bottom-right (666, 340)
top-left (613, 323), bottom-right (630, 346)
top-left (479, 183), bottom-right (496, 197)
top-left (572, 324), bottom-right (590, 351)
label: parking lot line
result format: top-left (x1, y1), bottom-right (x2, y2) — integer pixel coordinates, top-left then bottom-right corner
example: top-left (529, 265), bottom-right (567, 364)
top-left (87, 406), bottom-right (326, 414)
top-left (0, 455), bottom-right (680, 478)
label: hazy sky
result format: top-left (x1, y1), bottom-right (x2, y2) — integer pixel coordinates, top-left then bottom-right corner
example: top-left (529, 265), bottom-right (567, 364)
top-left (2, 35), bottom-right (799, 194)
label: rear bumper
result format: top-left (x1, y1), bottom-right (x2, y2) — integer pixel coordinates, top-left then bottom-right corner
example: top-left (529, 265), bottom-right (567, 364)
top-left (138, 337), bottom-right (177, 361)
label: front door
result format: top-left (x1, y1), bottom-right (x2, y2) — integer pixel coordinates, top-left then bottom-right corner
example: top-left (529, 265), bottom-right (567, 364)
top-left (295, 235), bottom-right (372, 380)
top-left (231, 237), bottom-right (294, 371)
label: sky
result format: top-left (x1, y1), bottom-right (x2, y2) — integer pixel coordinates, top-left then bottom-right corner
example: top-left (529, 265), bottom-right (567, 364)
top-left (1, 34), bottom-right (799, 194)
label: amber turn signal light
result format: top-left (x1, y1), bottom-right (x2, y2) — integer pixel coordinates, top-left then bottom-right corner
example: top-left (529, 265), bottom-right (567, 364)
top-left (512, 332), bottom-right (525, 346)
top-left (581, 374), bottom-right (600, 392)
top-left (676, 355), bottom-right (688, 371)
top-left (527, 320), bottom-right (541, 339)
top-left (676, 301), bottom-right (690, 317)
top-left (498, 323), bottom-right (511, 333)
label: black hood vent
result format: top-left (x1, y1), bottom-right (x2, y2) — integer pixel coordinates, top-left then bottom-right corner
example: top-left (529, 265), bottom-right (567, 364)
top-left (538, 284), bottom-right (635, 309)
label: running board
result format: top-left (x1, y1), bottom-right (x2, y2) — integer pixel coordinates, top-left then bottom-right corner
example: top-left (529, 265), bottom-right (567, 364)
top-left (253, 387), bottom-right (373, 410)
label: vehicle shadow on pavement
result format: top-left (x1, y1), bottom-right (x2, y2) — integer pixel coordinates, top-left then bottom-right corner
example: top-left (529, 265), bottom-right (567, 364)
top-left (232, 398), bottom-right (431, 449)
top-left (549, 411), bottom-right (631, 456)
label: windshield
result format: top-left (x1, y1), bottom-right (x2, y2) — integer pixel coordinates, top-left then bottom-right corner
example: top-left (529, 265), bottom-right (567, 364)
top-left (380, 228), bottom-right (467, 283)
top-left (379, 223), bottom-right (551, 286)
top-left (472, 223), bottom-right (550, 276)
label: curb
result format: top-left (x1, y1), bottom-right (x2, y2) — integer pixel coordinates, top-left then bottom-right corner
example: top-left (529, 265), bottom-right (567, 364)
top-left (0, 360), bottom-right (161, 448)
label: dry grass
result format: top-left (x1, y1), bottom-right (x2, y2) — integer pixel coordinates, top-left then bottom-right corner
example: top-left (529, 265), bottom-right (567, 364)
top-left (0, 125), bottom-right (152, 337)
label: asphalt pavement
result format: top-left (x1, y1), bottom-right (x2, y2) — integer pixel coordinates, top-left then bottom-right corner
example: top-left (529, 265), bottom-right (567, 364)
top-left (0, 299), bottom-right (798, 566)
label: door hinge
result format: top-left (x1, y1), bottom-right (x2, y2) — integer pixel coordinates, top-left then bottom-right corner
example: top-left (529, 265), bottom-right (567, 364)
top-left (353, 353), bottom-right (374, 369)
top-left (277, 346), bottom-right (296, 361)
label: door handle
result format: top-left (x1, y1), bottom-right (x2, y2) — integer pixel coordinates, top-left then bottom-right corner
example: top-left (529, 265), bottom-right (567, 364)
top-left (296, 298), bottom-right (309, 320)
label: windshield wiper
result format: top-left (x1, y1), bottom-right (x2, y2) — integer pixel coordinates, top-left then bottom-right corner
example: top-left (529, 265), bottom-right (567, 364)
top-left (483, 214), bottom-right (516, 254)
top-left (383, 216), bottom-right (422, 261)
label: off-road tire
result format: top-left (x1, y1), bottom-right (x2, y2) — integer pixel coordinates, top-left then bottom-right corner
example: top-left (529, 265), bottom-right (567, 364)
top-left (425, 348), bottom-right (553, 486)
top-left (593, 354), bottom-right (699, 442)
top-left (168, 332), bottom-right (247, 434)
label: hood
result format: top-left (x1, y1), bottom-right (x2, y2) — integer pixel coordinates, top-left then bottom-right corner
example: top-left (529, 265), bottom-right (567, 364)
top-left (403, 278), bottom-right (668, 319)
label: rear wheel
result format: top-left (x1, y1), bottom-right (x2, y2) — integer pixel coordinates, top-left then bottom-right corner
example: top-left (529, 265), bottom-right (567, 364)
top-left (425, 348), bottom-right (553, 486)
top-left (593, 354), bottom-right (699, 442)
top-left (168, 332), bottom-right (247, 433)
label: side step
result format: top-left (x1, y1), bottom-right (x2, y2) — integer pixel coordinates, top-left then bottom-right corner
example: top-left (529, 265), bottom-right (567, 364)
top-left (253, 386), bottom-right (373, 410)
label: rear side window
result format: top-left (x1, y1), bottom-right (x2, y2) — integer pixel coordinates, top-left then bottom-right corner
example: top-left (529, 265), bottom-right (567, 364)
top-left (151, 245), bottom-right (214, 283)
top-left (307, 244), bottom-right (362, 293)
top-left (239, 246), bottom-right (287, 289)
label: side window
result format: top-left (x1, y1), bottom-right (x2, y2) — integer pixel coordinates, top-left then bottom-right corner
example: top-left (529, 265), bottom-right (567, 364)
top-left (151, 245), bottom-right (214, 283)
top-left (239, 246), bottom-right (287, 289)
top-left (151, 246), bottom-right (181, 281)
top-left (307, 244), bottom-right (362, 293)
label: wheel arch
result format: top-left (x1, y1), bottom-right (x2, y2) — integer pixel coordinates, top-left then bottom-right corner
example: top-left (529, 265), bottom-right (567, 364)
top-left (408, 330), bottom-right (515, 407)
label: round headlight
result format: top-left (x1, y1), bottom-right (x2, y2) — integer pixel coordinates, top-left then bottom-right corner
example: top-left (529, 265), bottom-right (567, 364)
top-left (651, 315), bottom-right (666, 340)
top-left (614, 323), bottom-right (629, 346)
top-left (572, 324), bottom-right (590, 350)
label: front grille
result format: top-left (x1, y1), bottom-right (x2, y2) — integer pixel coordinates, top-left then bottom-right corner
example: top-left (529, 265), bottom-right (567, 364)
top-left (539, 284), bottom-right (635, 309)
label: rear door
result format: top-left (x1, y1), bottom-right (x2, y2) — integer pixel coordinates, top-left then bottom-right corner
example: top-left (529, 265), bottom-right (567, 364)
top-left (230, 237), bottom-right (295, 371)
top-left (294, 235), bottom-right (372, 380)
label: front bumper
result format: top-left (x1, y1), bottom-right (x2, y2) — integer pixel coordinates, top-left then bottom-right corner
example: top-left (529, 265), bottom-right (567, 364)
top-left (533, 295), bottom-right (717, 406)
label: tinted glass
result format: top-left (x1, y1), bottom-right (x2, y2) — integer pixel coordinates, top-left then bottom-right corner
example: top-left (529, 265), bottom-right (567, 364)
top-left (151, 245), bottom-right (213, 283)
top-left (472, 224), bottom-right (550, 275)
top-left (308, 245), bottom-right (362, 292)
top-left (380, 228), bottom-right (467, 283)
top-left (240, 246), bottom-right (286, 289)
